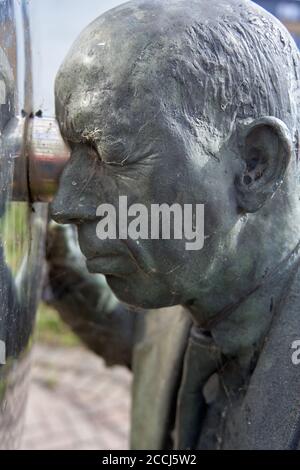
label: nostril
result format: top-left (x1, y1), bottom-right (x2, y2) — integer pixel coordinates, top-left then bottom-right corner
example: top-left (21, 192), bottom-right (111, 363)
top-left (50, 201), bottom-right (82, 225)
top-left (50, 209), bottom-right (77, 225)
top-left (50, 202), bottom-right (69, 224)
top-left (67, 218), bottom-right (81, 225)
top-left (50, 196), bottom-right (96, 225)
top-left (50, 211), bottom-right (67, 224)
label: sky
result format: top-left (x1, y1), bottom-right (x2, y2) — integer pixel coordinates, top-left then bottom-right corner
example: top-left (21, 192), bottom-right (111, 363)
top-left (28, 0), bottom-right (127, 114)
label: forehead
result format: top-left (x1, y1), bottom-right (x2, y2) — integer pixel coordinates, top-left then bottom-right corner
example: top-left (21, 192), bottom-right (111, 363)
top-left (56, 37), bottom-right (172, 144)
top-left (55, 0), bottom-right (238, 144)
top-left (55, 0), bottom-right (197, 126)
top-left (57, 76), bottom-right (163, 147)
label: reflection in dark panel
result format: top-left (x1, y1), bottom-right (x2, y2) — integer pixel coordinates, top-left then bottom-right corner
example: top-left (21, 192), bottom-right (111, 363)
top-left (0, 0), bottom-right (47, 449)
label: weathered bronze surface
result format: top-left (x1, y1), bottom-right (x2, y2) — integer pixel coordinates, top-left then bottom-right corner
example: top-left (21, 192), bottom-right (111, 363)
top-left (48, 0), bottom-right (300, 449)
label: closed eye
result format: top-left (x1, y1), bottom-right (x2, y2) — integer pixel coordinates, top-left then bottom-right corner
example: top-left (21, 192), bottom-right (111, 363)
top-left (85, 141), bottom-right (129, 167)
top-left (104, 154), bottom-right (130, 166)
top-left (87, 142), bottom-right (102, 162)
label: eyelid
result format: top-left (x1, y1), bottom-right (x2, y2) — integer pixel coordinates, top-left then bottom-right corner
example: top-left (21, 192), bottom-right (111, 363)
top-left (100, 140), bottom-right (128, 164)
top-left (70, 134), bottom-right (127, 165)
top-left (87, 141), bottom-right (103, 161)
top-left (68, 140), bottom-right (102, 163)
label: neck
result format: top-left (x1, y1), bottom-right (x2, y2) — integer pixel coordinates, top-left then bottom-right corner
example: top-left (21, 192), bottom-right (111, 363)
top-left (186, 239), bottom-right (300, 360)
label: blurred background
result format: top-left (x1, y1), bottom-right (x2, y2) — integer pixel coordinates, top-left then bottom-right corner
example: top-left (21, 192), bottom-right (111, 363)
top-left (20, 0), bottom-right (300, 450)
top-left (22, 0), bottom-right (132, 451)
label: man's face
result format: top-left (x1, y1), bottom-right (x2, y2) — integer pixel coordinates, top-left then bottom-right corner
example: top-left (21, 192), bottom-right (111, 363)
top-left (51, 12), bottom-right (244, 311)
top-left (49, 0), bottom-right (298, 318)
top-left (51, 74), bottom-right (241, 311)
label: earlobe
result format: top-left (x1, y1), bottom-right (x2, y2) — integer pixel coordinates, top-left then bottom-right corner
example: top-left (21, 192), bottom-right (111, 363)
top-left (235, 117), bottom-right (293, 213)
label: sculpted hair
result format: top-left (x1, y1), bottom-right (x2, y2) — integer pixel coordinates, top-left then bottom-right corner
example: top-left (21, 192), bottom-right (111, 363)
top-left (55, 0), bottom-right (300, 160)
top-left (155, 4), bottom-right (300, 158)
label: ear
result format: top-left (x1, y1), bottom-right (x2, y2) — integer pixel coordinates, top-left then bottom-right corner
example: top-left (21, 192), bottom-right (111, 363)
top-left (235, 117), bottom-right (293, 213)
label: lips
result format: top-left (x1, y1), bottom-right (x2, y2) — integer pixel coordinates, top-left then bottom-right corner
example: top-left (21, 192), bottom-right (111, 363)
top-left (86, 254), bottom-right (137, 275)
top-left (77, 226), bottom-right (141, 275)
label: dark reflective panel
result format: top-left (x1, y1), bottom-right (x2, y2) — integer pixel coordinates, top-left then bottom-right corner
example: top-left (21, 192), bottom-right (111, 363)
top-left (0, 0), bottom-right (47, 449)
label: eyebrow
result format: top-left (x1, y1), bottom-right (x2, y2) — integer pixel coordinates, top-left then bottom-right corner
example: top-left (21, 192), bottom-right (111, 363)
top-left (61, 88), bottom-right (104, 141)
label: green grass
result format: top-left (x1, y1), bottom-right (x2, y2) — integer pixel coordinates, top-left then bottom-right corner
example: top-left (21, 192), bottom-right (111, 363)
top-left (0, 202), bottom-right (80, 348)
top-left (0, 202), bottom-right (30, 275)
top-left (36, 303), bottom-right (80, 348)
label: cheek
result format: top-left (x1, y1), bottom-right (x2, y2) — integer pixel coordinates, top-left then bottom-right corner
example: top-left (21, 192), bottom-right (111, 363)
top-left (205, 193), bottom-right (239, 247)
top-left (195, 169), bottom-right (237, 244)
top-left (107, 273), bottom-right (180, 309)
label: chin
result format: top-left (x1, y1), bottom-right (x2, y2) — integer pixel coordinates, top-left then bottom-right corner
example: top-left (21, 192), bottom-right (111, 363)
top-left (106, 275), bottom-right (180, 310)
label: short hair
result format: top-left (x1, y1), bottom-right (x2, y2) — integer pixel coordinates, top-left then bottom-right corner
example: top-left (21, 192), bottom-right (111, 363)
top-left (133, 1), bottom-right (300, 153)
top-left (56, 0), bottom-right (300, 159)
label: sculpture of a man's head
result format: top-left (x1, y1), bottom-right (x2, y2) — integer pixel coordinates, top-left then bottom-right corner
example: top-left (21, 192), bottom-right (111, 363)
top-left (52, 0), bottom-right (300, 313)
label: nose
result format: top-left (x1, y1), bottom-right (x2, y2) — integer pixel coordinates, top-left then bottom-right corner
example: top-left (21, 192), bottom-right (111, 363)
top-left (50, 147), bottom-right (98, 225)
top-left (50, 184), bottom-right (81, 225)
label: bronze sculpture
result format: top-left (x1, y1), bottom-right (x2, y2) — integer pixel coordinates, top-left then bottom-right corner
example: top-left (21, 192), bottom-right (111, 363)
top-left (46, 0), bottom-right (300, 449)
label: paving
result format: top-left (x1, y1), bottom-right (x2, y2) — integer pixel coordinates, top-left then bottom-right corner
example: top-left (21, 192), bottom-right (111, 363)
top-left (21, 344), bottom-right (132, 450)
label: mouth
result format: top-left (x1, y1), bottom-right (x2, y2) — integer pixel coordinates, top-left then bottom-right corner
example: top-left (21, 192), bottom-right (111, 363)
top-left (86, 254), bottom-right (138, 275)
